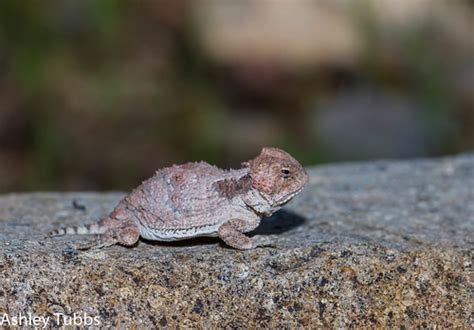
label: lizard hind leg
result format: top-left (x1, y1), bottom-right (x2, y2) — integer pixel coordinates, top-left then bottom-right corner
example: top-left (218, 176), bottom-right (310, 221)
top-left (75, 221), bottom-right (140, 250)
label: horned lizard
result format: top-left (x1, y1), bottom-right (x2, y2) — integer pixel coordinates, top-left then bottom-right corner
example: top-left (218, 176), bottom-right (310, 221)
top-left (49, 147), bottom-right (308, 250)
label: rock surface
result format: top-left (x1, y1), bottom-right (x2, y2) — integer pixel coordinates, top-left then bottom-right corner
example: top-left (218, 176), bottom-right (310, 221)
top-left (0, 154), bottom-right (473, 328)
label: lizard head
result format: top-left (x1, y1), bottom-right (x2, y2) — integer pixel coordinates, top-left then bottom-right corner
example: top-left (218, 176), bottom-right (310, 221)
top-left (246, 147), bottom-right (309, 207)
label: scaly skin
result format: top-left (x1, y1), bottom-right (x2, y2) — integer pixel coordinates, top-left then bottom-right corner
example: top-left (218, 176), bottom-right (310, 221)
top-left (49, 147), bottom-right (309, 250)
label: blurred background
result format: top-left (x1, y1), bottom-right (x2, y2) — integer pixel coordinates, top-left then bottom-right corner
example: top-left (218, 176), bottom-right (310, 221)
top-left (0, 0), bottom-right (473, 192)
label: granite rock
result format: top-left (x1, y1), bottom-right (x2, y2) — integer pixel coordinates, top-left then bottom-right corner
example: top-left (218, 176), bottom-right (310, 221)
top-left (0, 154), bottom-right (473, 328)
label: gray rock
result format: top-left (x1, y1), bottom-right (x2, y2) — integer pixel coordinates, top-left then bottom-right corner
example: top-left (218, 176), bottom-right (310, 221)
top-left (0, 154), bottom-right (473, 328)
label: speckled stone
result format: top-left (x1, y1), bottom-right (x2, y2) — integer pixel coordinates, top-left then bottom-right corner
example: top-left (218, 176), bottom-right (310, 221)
top-left (0, 154), bottom-right (473, 328)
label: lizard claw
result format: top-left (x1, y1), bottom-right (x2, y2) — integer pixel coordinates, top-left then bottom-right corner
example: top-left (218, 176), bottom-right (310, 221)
top-left (252, 235), bottom-right (278, 249)
top-left (71, 235), bottom-right (117, 250)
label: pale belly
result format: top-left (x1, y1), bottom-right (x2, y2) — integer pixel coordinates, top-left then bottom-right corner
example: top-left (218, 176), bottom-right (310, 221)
top-left (137, 204), bottom-right (260, 242)
top-left (139, 222), bottom-right (221, 241)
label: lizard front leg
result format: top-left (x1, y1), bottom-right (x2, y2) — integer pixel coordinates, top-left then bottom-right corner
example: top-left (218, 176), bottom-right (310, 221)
top-left (218, 219), bottom-right (259, 250)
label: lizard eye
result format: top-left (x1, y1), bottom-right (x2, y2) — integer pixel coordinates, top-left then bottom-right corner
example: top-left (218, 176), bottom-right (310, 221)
top-left (281, 168), bottom-right (290, 179)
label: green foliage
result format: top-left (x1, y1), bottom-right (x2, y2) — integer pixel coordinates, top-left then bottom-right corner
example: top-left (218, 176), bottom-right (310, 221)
top-left (0, 1), bottom-right (471, 191)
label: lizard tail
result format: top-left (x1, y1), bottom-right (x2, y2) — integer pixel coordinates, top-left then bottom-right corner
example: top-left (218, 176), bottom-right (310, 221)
top-left (48, 222), bottom-right (108, 236)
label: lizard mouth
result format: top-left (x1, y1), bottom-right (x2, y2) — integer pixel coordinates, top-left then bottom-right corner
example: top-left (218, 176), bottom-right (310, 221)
top-left (275, 186), bottom-right (305, 206)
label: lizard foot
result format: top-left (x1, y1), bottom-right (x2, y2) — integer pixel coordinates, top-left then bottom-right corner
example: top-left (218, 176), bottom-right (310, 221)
top-left (72, 234), bottom-right (118, 250)
top-left (251, 235), bottom-right (278, 249)
top-left (72, 224), bottom-right (139, 250)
